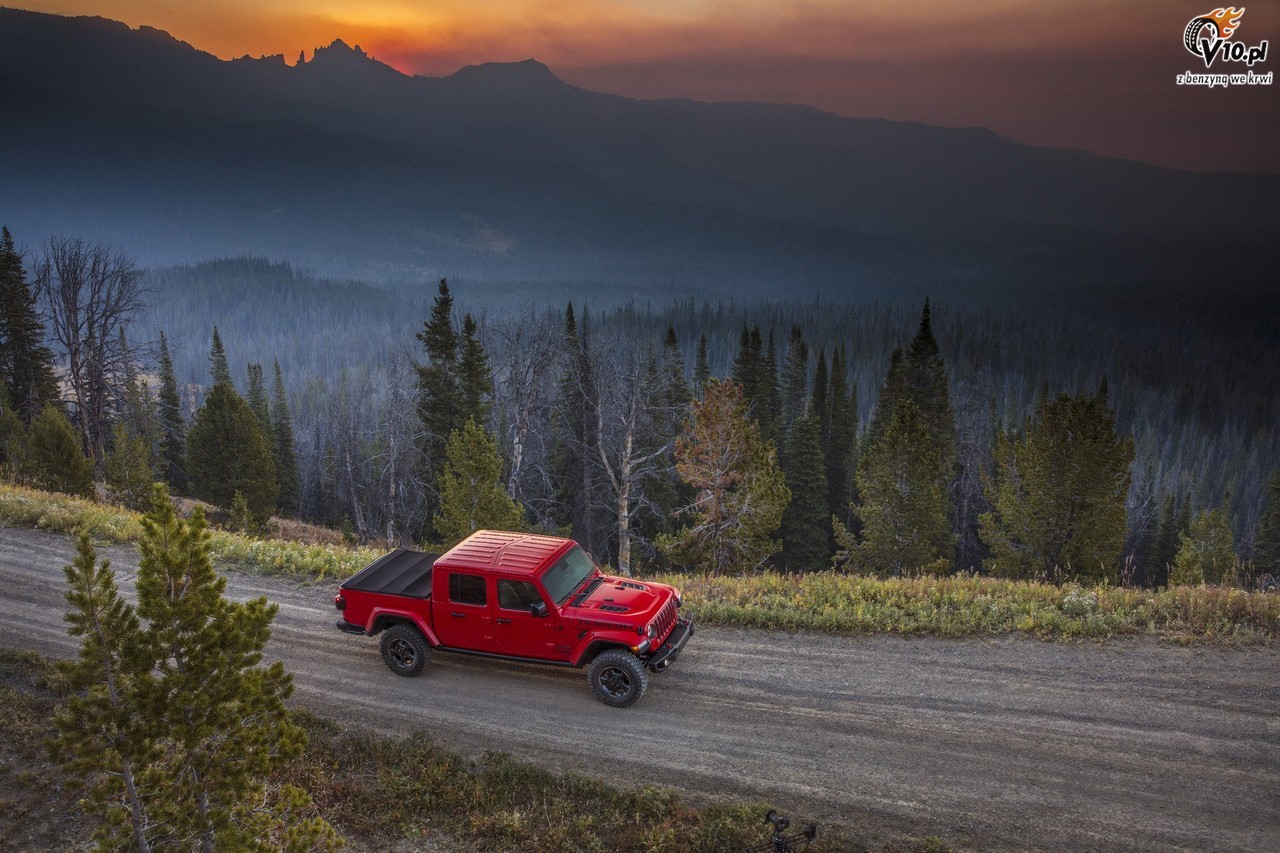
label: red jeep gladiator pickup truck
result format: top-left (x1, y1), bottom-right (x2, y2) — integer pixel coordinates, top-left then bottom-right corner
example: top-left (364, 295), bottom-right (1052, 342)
top-left (334, 530), bottom-right (693, 707)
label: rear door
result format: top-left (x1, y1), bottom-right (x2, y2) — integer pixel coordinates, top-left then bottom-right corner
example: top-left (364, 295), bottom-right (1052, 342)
top-left (493, 577), bottom-right (570, 661)
top-left (433, 571), bottom-right (495, 651)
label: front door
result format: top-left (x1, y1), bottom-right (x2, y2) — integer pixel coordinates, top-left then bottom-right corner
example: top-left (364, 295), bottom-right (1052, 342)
top-left (434, 571), bottom-right (495, 651)
top-left (493, 578), bottom-right (567, 661)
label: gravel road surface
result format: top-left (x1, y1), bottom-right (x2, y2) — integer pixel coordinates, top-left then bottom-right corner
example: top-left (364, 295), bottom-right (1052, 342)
top-left (0, 527), bottom-right (1276, 852)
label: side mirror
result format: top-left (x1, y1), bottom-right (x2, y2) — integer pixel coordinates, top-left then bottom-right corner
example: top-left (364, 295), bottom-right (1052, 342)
top-left (531, 602), bottom-right (549, 618)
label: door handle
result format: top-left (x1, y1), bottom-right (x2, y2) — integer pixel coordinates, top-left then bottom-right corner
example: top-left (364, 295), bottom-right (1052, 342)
top-left (495, 618), bottom-right (512, 625)
top-left (450, 612), bottom-right (465, 618)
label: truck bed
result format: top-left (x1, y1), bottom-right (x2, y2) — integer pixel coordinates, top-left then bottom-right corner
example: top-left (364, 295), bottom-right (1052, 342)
top-left (339, 548), bottom-right (438, 598)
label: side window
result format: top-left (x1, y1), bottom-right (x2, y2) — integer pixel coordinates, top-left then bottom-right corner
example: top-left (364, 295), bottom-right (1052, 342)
top-left (498, 579), bottom-right (543, 611)
top-left (448, 573), bottom-right (487, 606)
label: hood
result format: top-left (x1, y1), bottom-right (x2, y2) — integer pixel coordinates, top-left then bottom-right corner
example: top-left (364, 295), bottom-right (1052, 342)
top-left (566, 574), bottom-right (671, 625)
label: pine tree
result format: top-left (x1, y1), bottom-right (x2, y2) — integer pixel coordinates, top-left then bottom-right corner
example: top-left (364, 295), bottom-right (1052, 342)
top-left (245, 362), bottom-right (270, 432)
top-left (105, 422), bottom-right (155, 511)
top-left (827, 346), bottom-right (857, 533)
top-left (661, 325), bottom-right (691, 407)
top-left (456, 312), bottom-right (494, 428)
top-left (812, 349), bottom-right (830, 457)
top-left (0, 379), bottom-right (27, 475)
top-left (416, 279), bottom-right (460, 534)
top-left (208, 327), bottom-right (232, 387)
top-left (763, 330), bottom-right (781, 443)
top-left (134, 487), bottom-right (337, 850)
top-left (0, 227), bottom-right (59, 422)
top-left (837, 399), bottom-right (952, 576)
top-left (1256, 470), bottom-right (1280, 575)
top-left (1171, 507), bottom-right (1236, 586)
top-left (156, 332), bottom-right (187, 494)
top-left (781, 413), bottom-right (830, 571)
top-left (779, 325), bottom-right (808, 442)
top-left (1147, 493), bottom-right (1179, 587)
top-left (435, 419), bottom-right (527, 545)
top-left (980, 392), bottom-right (1134, 582)
top-left (866, 346), bottom-right (905, 447)
top-left (270, 361), bottom-right (301, 517)
top-left (228, 489), bottom-right (254, 534)
top-left (658, 379), bottom-right (789, 575)
top-left (187, 383), bottom-right (279, 526)
top-left (904, 300), bottom-right (956, 471)
top-left (26, 404), bottom-right (95, 498)
top-left (48, 533), bottom-right (159, 852)
top-left (693, 333), bottom-right (710, 391)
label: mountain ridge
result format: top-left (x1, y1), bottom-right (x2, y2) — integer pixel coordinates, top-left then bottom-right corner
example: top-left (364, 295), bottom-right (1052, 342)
top-left (0, 6), bottom-right (1274, 293)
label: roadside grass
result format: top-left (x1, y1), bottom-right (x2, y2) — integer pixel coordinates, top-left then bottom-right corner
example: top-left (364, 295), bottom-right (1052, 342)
top-left (0, 483), bottom-right (380, 581)
top-left (0, 648), bottom-right (869, 852)
top-left (656, 571), bottom-right (1280, 642)
top-left (3, 483), bottom-right (1276, 643)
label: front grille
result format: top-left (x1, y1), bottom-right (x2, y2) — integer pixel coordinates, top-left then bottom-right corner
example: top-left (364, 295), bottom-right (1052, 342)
top-left (653, 599), bottom-right (677, 643)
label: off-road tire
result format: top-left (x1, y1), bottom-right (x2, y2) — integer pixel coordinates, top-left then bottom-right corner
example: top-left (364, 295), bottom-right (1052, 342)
top-left (380, 624), bottom-right (431, 677)
top-left (587, 649), bottom-right (648, 707)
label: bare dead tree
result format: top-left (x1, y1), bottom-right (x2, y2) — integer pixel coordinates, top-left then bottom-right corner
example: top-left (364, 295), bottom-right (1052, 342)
top-left (372, 351), bottom-right (428, 545)
top-left (33, 237), bottom-right (145, 467)
top-left (593, 346), bottom-right (674, 575)
top-left (492, 312), bottom-right (558, 507)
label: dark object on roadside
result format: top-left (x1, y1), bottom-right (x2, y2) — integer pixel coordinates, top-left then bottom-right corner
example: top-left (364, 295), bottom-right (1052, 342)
top-left (744, 809), bottom-right (818, 852)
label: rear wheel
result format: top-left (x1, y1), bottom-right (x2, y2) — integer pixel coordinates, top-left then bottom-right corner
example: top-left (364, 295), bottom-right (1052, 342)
top-left (587, 649), bottom-right (648, 707)
top-left (380, 624), bottom-right (431, 677)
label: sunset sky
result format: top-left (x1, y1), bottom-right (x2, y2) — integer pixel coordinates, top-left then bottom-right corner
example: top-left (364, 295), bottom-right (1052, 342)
top-left (16, 1), bottom-right (1280, 173)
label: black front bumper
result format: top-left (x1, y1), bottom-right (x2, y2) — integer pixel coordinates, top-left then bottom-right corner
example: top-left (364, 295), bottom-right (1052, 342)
top-left (647, 617), bottom-right (694, 672)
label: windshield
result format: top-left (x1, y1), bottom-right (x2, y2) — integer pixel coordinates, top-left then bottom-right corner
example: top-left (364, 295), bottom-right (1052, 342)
top-left (541, 546), bottom-right (597, 606)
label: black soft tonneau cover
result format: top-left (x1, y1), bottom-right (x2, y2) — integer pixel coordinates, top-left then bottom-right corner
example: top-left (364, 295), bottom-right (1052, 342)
top-left (340, 549), bottom-right (438, 598)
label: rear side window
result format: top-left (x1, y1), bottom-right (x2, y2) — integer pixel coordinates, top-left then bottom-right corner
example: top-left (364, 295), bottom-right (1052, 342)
top-left (448, 573), bottom-right (487, 606)
top-left (498, 579), bottom-right (543, 611)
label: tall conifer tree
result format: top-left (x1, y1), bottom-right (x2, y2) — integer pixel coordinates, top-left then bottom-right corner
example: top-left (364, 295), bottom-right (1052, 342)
top-left (415, 279), bottom-right (460, 534)
top-left (837, 399), bottom-right (953, 576)
top-left (693, 333), bottom-right (710, 391)
top-left (781, 413), bottom-right (830, 571)
top-left (245, 363), bottom-right (270, 432)
top-left (0, 227), bottom-right (59, 422)
top-left (456, 312), bottom-right (494, 428)
top-left (187, 383), bottom-right (279, 525)
top-left (980, 391), bottom-right (1133, 582)
top-left (156, 331), bottom-right (187, 494)
top-left (779, 325), bottom-right (808, 442)
top-left (1255, 470), bottom-right (1280, 575)
top-left (270, 361), bottom-right (300, 517)
top-left (27, 404), bottom-right (95, 498)
top-left (208, 327), bottom-right (231, 387)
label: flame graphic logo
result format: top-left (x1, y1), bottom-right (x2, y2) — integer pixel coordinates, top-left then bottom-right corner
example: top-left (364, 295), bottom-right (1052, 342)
top-left (1203, 7), bottom-right (1244, 38)
top-left (1184, 7), bottom-right (1246, 57)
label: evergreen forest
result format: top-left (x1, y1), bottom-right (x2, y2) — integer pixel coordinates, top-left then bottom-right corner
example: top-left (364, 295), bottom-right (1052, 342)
top-left (5, 243), bottom-right (1279, 586)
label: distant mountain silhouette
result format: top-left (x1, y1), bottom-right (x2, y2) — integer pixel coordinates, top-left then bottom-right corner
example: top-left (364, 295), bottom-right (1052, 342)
top-left (1, 6), bottom-right (1275, 294)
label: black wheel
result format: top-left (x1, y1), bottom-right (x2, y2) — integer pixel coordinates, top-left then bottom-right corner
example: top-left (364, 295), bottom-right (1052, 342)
top-left (587, 649), bottom-right (648, 708)
top-left (379, 624), bottom-right (431, 677)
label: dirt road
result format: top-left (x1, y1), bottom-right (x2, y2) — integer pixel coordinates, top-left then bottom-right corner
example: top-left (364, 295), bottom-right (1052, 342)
top-left (0, 527), bottom-right (1275, 851)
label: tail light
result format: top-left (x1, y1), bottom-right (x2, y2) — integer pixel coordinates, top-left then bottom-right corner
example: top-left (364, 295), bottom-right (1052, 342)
top-left (334, 594), bottom-right (346, 611)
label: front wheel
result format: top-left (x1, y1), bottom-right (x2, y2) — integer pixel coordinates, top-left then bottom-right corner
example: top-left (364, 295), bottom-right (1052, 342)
top-left (380, 624), bottom-right (431, 677)
top-left (587, 649), bottom-right (648, 707)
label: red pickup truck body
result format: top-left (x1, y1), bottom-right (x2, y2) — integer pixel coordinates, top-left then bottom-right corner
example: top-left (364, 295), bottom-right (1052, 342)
top-left (334, 530), bottom-right (693, 706)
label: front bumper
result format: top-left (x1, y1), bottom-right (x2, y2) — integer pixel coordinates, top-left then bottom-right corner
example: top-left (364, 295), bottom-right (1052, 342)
top-left (647, 617), bottom-right (694, 672)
